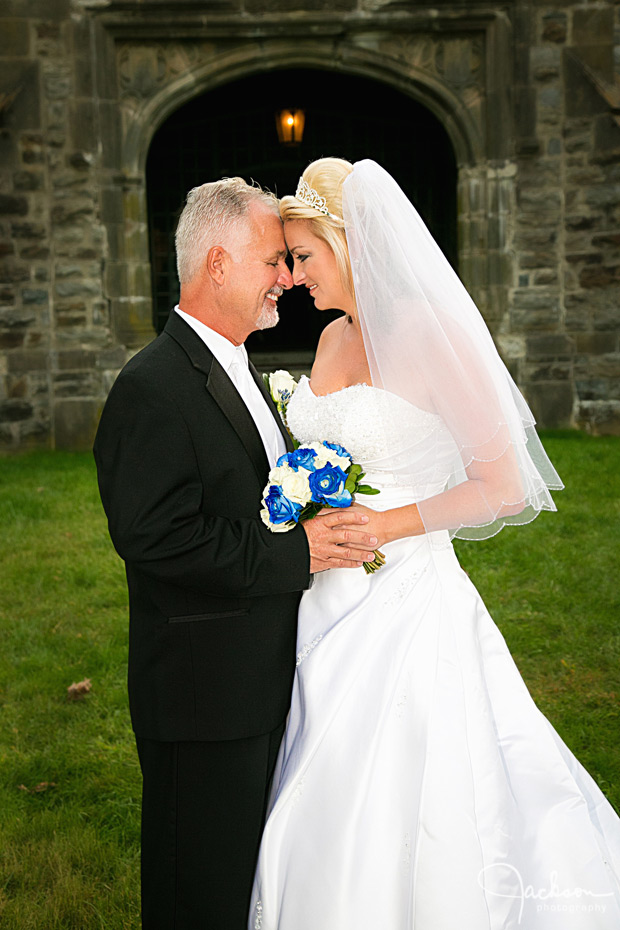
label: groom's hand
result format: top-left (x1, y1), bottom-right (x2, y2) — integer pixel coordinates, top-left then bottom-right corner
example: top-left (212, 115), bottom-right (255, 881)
top-left (302, 510), bottom-right (378, 573)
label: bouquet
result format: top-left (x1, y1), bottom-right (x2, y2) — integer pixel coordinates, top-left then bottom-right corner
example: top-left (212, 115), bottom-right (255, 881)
top-left (261, 371), bottom-right (385, 573)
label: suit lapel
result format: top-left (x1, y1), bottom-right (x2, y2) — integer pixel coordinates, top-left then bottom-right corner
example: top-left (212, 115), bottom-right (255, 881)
top-left (249, 361), bottom-right (295, 454)
top-left (206, 360), bottom-right (271, 482)
top-left (164, 312), bottom-right (271, 483)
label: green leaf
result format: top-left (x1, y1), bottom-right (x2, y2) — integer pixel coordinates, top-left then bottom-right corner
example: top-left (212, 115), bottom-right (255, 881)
top-left (357, 485), bottom-right (380, 496)
top-left (344, 475), bottom-right (358, 494)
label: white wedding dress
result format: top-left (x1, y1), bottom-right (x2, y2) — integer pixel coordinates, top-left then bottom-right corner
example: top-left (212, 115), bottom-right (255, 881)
top-left (250, 376), bottom-right (620, 930)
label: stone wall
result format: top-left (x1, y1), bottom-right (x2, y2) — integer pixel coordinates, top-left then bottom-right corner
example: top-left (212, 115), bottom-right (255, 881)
top-left (0, 0), bottom-right (618, 451)
top-left (506, 1), bottom-right (620, 434)
top-left (0, 0), bottom-right (129, 450)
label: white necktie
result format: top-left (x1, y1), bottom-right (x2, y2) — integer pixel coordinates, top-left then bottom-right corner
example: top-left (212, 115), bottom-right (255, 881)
top-left (228, 347), bottom-right (286, 469)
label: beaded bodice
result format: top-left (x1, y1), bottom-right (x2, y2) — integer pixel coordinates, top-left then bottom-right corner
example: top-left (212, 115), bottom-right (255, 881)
top-left (286, 376), bottom-right (453, 496)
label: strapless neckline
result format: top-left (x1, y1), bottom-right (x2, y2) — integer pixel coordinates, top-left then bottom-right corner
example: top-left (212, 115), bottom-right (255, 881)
top-left (298, 375), bottom-right (440, 422)
top-left (302, 374), bottom-right (370, 399)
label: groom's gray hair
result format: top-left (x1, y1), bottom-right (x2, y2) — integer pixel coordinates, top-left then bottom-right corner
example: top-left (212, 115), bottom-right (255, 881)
top-left (175, 178), bottom-right (279, 285)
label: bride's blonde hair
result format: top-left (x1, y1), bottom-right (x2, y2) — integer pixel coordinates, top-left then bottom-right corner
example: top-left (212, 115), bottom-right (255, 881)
top-left (279, 157), bottom-right (355, 295)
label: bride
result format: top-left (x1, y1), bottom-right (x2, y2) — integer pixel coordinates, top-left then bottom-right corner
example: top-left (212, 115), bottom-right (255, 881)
top-left (249, 158), bottom-right (620, 929)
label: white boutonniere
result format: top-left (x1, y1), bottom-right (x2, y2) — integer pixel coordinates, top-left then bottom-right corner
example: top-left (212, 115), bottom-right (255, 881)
top-left (263, 369), bottom-right (298, 447)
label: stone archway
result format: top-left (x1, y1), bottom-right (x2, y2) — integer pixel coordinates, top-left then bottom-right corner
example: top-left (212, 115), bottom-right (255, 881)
top-left (105, 22), bottom-right (515, 364)
top-left (145, 66), bottom-right (460, 365)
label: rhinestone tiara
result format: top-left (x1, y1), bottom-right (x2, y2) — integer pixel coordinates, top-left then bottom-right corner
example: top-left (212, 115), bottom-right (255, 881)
top-left (294, 178), bottom-right (342, 222)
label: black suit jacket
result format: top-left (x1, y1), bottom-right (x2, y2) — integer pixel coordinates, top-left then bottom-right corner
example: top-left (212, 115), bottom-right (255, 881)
top-left (94, 311), bottom-right (311, 742)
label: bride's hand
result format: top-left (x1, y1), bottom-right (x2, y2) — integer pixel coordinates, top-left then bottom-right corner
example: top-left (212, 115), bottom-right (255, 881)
top-left (339, 502), bottom-right (424, 546)
top-left (338, 503), bottom-right (391, 548)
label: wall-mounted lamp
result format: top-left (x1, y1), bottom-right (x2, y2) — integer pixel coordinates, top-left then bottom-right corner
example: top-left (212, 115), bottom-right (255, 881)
top-left (275, 109), bottom-right (305, 145)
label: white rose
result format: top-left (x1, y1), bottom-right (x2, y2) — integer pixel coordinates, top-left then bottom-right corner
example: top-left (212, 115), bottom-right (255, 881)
top-left (279, 469), bottom-right (313, 505)
top-left (304, 441), bottom-right (351, 472)
top-left (264, 464), bottom-right (312, 505)
top-left (304, 441), bottom-right (330, 468)
top-left (268, 464), bottom-right (296, 487)
top-left (269, 370), bottom-right (297, 402)
top-left (329, 452), bottom-right (352, 470)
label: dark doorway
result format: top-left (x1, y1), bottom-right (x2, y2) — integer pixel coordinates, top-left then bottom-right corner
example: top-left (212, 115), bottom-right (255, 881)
top-left (146, 68), bottom-right (457, 363)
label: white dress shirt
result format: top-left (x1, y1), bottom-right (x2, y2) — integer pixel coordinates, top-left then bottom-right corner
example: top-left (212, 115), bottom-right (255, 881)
top-left (175, 306), bottom-right (286, 469)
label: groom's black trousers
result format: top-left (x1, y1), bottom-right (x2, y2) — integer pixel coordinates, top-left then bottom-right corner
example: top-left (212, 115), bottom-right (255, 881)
top-left (136, 721), bottom-right (285, 930)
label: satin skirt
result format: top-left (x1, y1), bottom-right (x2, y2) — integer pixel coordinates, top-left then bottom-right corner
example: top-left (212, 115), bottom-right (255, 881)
top-left (250, 487), bottom-right (620, 929)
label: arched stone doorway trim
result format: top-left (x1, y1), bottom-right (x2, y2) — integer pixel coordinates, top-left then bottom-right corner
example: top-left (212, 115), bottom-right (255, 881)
top-left (110, 34), bottom-right (512, 351)
top-left (123, 41), bottom-right (482, 178)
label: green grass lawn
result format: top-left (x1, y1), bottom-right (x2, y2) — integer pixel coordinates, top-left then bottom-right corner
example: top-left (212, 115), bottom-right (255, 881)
top-left (0, 435), bottom-right (618, 928)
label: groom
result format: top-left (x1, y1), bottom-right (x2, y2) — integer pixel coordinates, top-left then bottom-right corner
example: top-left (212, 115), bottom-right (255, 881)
top-left (93, 178), bottom-right (377, 929)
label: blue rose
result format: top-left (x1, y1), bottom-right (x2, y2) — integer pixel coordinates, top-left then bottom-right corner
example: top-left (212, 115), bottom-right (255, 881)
top-left (277, 447), bottom-right (318, 472)
top-left (264, 485), bottom-right (303, 525)
top-left (308, 465), bottom-right (353, 508)
top-left (323, 441), bottom-right (351, 459)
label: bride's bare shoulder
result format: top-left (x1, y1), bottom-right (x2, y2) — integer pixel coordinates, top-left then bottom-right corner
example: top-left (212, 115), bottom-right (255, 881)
top-left (315, 316), bottom-right (347, 356)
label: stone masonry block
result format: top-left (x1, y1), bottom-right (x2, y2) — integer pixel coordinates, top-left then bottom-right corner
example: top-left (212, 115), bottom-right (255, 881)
top-left (526, 334), bottom-right (575, 359)
top-left (564, 53), bottom-right (609, 119)
top-left (523, 361), bottom-right (572, 382)
top-left (101, 188), bottom-right (124, 225)
top-left (575, 400), bottom-right (620, 436)
top-left (54, 349), bottom-right (96, 371)
top-left (531, 46), bottom-right (561, 78)
top-left (42, 64), bottom-right (72, 101)
top-left (533, 269), bottom-right (558, 286)
top-left (524, 382), bottom-right (574, 428)
top-left (0, 259), bottom-right (30, 282)
top-left (574, 333), bottom-right (617, 355)
top-left (51, 200), bottom-right (95, 225)
top-left (539, 87), bottom-right (561, 110)
top-left (572, 8), bottom-right (613, 49)
top-left (519, 252), bottom-right (558, 270)
top-left (0, 399), bottom-right (33, 423)
top-left (0, 128), bottom-right (17, 169)
top-left (0, 61), bottom-right (41, 131)
top-left (54, 398), bottom-right (102, 451)
top-left (516, 189), bottom-right (561, 211)
top-left (541, 12), bottom-right (567, 44)
top-left (96, 346), bottom-right (127, 370)
top-left (0, 331), bottom-right (25, 349)
top-left (592, 115), bottom-right (620, 165)
top-left (579, 265), bottom-right (620, 288)
top-left (21, 288), bottom-right (48, 304)
top-left (11, 220), bottom-right (46, 239)
top-left (590, 354), bottom-right (620, 380)
top-left (574, 379), bottom-right (608, 401)
top-left (513, 290), bottom-right (559, 311)
top-left (514, 228), bottom-right (556, 249)
top-left (69, 99), bottom-right (97, 152)
top-left (0, 19), bottom-right (30, 56)
top-left (98, 101), bottom-right (122, 170)
top-left (56, 262), bottom-right (101, 279)
top-left (565, 214), bottom-right (596, 231)
top-left (585, 185), bottom-right (620, 209)
top-left (53, 370), bottom-right (101, 398)
top-left (0, 194), bottom-right (28, 215)
top-left (7, 350), bottom-right (48, 374)
top-left (19, 245), bottom-right (49, 260)
top-left (55, 279), bottom-right (101, 298)
top-left (13, 170), bottom-right (44, 191)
